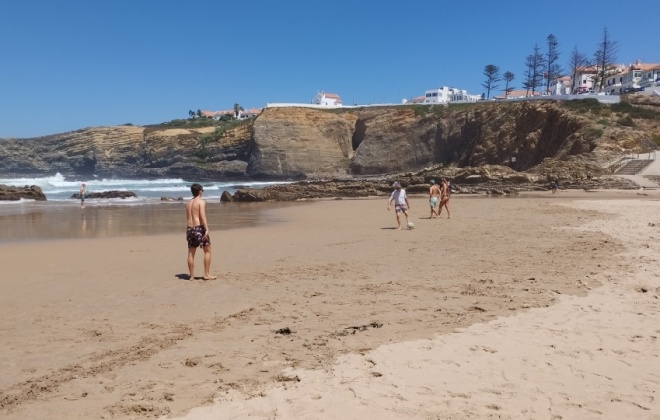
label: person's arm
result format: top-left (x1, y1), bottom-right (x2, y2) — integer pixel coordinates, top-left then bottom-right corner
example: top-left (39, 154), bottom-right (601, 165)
top-left (199, 200), bottom-right (209, 238)
top-left (387, 193), bottom-right (393, 210)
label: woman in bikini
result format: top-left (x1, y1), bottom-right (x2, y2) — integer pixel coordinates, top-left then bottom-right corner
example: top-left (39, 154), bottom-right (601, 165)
top-left (438, 178), bottom-right (451, 219)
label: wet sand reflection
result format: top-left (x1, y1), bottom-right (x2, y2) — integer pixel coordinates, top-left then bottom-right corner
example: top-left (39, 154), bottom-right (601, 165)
top-left (0, 201), bottom-right (307, 242)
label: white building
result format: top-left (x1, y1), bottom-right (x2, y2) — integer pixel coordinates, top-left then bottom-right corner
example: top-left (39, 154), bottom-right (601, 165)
top-left (639, 65), bottom-right (660, 88)
top-left (549, 76), bottom-right (571, 95)
top-left (423, 86), bottom-right (479, 104)
top-left (313, 91), bottom-right (342, 106)
top-left (571, 66), bottom-right (598, 93)
top-left (602, 61), bottom-right (660, 94)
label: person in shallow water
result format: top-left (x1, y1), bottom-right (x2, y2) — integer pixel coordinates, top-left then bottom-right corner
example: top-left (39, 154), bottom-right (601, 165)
top-left (79, 183), bottom-right (86, 206)
top-left (185, 183), bottom-right (217, 280)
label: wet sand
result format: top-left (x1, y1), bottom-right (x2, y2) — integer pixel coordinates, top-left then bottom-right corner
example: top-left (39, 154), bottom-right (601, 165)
top-left (0, 191), bottom-right (659, 419)
top-left (0, 200), bottom-right (306, 242)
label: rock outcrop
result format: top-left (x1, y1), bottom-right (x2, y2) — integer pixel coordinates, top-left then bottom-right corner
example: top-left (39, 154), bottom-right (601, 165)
top-left (1, 99), bottom-right (658, 181)
top-left (248, 107), bottom-right (357, 179)
top-left (0, 184), bottom-right (47, 201)
top-left (226, 164), bottom-right (640, 202)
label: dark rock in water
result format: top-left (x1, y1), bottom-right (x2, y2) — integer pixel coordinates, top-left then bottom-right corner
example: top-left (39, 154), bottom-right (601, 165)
top-left (220, 191), bottom-right (234, 202)
top-left (71, 190), bottom-right (138, 199)
top-left (0, 184), bottom-right (47, 201)
top-left (161, 196), bottom-right (184, 202)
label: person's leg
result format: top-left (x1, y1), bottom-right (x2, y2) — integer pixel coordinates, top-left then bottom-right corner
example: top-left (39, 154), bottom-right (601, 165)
top-left (404, 210), bottom-right (411, 225)
top-left (440, 198), bottom-right (449, 218)
top-left (187, 247), bottom-right (197, 280)
top-left (445, 200), bottom-right (451, 219)
top-left (202, 245), bottom-right (217, 280)
top-left (395, 211), bottom-right (401, 229)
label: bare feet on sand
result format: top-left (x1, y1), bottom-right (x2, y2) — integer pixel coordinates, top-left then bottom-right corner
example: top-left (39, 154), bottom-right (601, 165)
top-left (203, 275), bottom-right (218, 281)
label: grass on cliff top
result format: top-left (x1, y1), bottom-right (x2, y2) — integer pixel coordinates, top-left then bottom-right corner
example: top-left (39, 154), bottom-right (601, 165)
top-left (148, 117), bottom-right (226, 129)
top-left (319, 102), bottom-right (483, 118)
top-left (562, 98), bottom-right (660, 122)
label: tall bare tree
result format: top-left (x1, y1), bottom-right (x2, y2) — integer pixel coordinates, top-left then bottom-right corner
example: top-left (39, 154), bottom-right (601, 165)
top-left (503, 71), bottom-right (515, 98)
top-left (545, 34), bottom-right (563, 93)
top-left (568, 46), bottom-right (591, 93)
top-left (481, 64), bottom-right (501, 99)
top-left (523, 44), bottom-right (546, 96)
top-left (593, 27), bottom-right (619, 92)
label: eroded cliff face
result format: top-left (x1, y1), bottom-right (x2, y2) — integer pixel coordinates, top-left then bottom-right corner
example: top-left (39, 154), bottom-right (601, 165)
top-left (350, 102), bottom-right (598, 174)
top-left (1, 100), bottom-right (657, 180)
top-left (0, 124), bottom-right (253, 180)
top-left (248, 107), bottom-right (358, 178)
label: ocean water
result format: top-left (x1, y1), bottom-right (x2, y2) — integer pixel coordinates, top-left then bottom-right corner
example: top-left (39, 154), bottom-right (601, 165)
top-left (0, 173), bottom-right (303, 241)
top-left (0, 173), bottom-right (290, 204)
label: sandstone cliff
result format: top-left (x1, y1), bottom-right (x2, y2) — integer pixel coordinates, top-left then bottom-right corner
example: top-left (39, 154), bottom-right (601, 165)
top-left (1, 99), bottom-right (658, 180)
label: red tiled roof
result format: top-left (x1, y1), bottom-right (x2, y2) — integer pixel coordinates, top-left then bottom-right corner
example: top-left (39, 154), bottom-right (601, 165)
top-left (631, 63), bottom-right (660, 71)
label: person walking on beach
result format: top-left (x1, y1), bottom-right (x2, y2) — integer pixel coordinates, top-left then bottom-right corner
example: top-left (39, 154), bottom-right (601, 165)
top-left (438, 178), bottom-right (451, 219)
top-left (429, 179), bottom-right (441, 219)
top-left (79, 183), bottom-right (86, 207)
top-left (185, 183), bottom-right (217, 281)
top-left (387, 181), bottom-right (411, 229)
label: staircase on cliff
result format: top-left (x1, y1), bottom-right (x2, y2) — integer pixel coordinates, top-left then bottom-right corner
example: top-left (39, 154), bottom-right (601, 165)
top-left (615, 159), bottom-right (654, 175)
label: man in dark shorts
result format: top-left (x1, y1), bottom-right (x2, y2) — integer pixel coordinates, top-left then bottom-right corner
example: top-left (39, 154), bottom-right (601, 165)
top-left (185, 183), bottom-right (217, 280)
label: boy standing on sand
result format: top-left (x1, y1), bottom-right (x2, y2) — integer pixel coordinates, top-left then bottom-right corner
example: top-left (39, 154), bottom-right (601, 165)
top-left (387, 181), bottom-right (411, 230)
top-left (429, 179), bottom-right (441, 219)
top-left (185, 183), bottom-right (217, 280)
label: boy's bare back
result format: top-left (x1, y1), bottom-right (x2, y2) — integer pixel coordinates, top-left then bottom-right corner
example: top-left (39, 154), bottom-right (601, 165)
top-left (186, 197), bottom-right (206, 227)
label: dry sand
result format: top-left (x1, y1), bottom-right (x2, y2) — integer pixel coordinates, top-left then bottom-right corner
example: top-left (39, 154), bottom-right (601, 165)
top-left (1, 190), bottom-right (659, 419)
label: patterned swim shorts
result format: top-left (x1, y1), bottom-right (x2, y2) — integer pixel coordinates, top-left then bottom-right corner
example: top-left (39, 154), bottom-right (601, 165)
top-left (395, 204), bottom-right (408, 213)
top-left (429, 197), bottom-right (439, 208)
top-left (186, 225), bottom-right (210, 248)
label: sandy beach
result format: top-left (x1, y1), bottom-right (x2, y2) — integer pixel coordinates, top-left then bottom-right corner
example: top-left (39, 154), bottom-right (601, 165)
top-left (1, 190), bottom-right (659, 419)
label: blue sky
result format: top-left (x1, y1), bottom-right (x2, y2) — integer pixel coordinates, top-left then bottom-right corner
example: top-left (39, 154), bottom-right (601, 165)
top-left (1, 0), bottom-right (658, 138)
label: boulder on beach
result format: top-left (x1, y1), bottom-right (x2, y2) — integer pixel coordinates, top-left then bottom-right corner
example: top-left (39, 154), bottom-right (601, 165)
top-left (0, 184), bottom-right (47, 201)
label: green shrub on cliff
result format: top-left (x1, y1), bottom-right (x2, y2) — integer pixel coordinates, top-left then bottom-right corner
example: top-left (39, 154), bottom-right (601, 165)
top-left (611, 101), bottom-right (660, 121)
top-left (651, 133), bottom-right (660, 147)
top-left (562, 98), bottom-right (604, 114)
top-left (153, 118), bottom-right (220, 129)
top-left (196, 119), bottom-right (250, 159)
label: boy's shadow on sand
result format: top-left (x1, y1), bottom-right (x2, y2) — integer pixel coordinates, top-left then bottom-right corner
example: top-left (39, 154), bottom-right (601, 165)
top-left (175, 274), bottom-right (218, 281)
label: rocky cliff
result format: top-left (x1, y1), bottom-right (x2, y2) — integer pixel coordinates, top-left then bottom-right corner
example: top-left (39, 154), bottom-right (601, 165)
top-left (1, 98), bottom-right (658, 181)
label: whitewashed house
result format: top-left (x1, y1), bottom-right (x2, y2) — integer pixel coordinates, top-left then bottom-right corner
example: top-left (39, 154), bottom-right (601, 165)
top-left (639, 65), bottom-right (660, 88)
top-left (549, 76), bottom-right (571, 95)
top-left (313, 91), bottom-right (342, 106)
top-left (402, 95), bottom-right (425, 104)
top-left (571, 66), bottom-right (598, 93)
top-left (423, 87), bottom-right (479, 104)
top-left (601, 61), bottom-right (660, 93)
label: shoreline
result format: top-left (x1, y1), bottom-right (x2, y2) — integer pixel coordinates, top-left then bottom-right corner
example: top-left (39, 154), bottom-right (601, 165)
top-left (1, 188), bottom-right (655, 243)
top-left (1, 191), bottom-right (659, 418)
